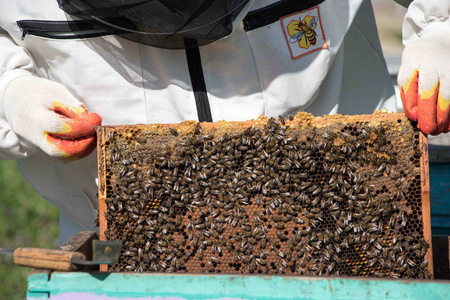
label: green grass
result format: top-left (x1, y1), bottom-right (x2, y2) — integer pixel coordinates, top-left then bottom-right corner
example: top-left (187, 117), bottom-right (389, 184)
top-left (0, 160), bottom-right (59, 300)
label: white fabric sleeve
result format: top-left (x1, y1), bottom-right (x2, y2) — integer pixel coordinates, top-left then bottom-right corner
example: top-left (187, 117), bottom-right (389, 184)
top-left (402, 0), bottom-right (450, 45)
top-left (0, 27), bottom-right (38, 160)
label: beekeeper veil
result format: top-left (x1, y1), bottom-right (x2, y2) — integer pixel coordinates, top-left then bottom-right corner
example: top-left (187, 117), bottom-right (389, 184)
top-left (57, 0), bottom-right (250, 49)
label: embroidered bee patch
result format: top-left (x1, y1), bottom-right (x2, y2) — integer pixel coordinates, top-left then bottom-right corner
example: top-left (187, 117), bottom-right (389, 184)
top-left (280, 6), bottom-right (328, 60)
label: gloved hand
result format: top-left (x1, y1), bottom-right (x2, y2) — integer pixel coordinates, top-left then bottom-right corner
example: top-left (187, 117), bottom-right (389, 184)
top-left (3, 76), bottom-right (101, 162)
top-left (398, 31), bottom-right (450, 135)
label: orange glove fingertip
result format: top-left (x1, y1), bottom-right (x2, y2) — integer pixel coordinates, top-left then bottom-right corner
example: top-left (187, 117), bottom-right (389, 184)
top-left (46, 134), bottom-right (97, 160)
top-left (400, 70), bottom-right (420, 121)
top-left (84, 111), bottom-right (102, 126)
top-left (436, 93), bottom-right (450, 134)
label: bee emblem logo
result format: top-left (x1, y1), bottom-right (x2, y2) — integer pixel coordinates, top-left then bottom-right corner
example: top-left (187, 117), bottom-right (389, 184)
top-left (280, 7), bottom-right (328, 60)
top-left (288, 16), bottom-right (318, 49)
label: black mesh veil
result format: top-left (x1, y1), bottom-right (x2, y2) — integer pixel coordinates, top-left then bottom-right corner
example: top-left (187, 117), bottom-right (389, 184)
top-left (57, 0), bottom-right (249, 49)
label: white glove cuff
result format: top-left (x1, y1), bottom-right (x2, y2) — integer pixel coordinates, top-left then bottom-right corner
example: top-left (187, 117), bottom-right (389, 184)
top-left (0, 71), bottom-right (38, 159)
top-left (0, 70), bottom-right (35, 121)
top-left (2, 75), bottom-right (86, 161)
top-left (3, 75), bottom-right (84, 121)
top-left (420, 19), bottom-right (450, 37)
top-left (402, 0), bottom-right (450, 46)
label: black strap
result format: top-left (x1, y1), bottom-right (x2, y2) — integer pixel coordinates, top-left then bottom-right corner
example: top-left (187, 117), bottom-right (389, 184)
top-left (184, 38), bottom-right (213, 122)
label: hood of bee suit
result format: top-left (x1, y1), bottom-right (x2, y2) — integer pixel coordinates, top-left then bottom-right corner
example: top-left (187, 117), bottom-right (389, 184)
top-left (57, 0), bottom-right (250, 49)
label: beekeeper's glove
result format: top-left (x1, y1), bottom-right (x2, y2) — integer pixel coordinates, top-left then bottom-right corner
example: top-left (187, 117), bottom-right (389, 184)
top-left (3, 76), bottom-right (102, 162)
top-left (398, 32), bottom-right (450, 135)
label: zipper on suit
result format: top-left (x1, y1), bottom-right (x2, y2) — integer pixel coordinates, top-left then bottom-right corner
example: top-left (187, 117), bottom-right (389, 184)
top-left (17, 19), bottom-right (128, 40)
top-left (243, 0), bottom-right (325, 31)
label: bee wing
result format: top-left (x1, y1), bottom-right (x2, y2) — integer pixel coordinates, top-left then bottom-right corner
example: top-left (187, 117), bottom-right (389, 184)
top-left (289, 31), bottom-right (303, 43)
top-left (308, 16), bottom-right (318, 29)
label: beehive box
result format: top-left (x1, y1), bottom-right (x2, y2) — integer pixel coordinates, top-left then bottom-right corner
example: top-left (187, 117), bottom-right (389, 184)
top-left (96, 112), bottom-right (432, 279)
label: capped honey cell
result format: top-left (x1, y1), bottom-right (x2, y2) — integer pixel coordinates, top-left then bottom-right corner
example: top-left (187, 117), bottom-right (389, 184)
top-left (97, 112), bottom-right (432, 279)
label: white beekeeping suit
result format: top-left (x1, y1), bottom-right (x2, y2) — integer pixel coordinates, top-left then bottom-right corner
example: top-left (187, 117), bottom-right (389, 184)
top-left (0, 0), bottom-right (447, 244)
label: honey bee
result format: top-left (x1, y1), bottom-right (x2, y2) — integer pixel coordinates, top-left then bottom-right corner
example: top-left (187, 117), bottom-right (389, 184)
top-left (288, 15), bottom-right (318, 49)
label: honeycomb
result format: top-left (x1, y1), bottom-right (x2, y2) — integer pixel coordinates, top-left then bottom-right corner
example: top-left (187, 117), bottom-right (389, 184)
top-left (97, 112), bottom-right (432, 279)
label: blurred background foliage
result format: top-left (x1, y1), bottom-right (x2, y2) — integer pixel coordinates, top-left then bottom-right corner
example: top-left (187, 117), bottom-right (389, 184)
top-left (0, 160), bottom-right (59, 299)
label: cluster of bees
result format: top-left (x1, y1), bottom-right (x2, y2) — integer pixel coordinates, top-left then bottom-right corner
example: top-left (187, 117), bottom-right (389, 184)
top-left (99, 113), bottom-right (431, 278)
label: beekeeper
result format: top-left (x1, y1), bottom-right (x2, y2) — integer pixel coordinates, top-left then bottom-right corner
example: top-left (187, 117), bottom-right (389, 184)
top-left (0, 0), bottom-right (448, 244)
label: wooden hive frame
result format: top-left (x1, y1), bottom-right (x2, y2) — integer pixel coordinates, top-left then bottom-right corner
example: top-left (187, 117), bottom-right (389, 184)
top-left (97, 112), bottom-right (432, 278)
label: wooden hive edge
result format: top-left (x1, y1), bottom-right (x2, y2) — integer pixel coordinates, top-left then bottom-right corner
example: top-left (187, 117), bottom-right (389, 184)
top-left (96, 112), bottom-right (409, 132)
top-left (96, 126), bottom-right (109, 272)
top-left (420, 133), bottom-right (433, 277)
